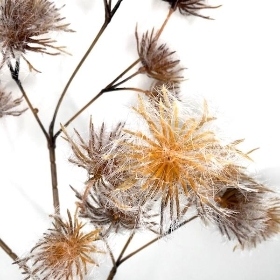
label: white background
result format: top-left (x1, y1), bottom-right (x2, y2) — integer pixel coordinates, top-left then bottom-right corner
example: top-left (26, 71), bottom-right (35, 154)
top-left (1, 0), bottom-right (280, 279)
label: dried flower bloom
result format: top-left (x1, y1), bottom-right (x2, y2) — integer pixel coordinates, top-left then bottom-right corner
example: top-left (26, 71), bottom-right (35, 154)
top-left (15, 210), bottom-right (104, 280)
top-left (162, 0), bottom-right (220, 19)
top-left (197, 171), bottom-right (280, 249)
top-left (136, 27), bottom-right (184, 84)
top-left (0, 90), bottom-right (27, 117)
top-left (114, 87), bottom-right (254, 231)
top-left (72, 180), bottom-right (157, 236)
top-left (0, 0), bottom-right (73, 70)
top-left (62, 119), bottom-right (125, 185)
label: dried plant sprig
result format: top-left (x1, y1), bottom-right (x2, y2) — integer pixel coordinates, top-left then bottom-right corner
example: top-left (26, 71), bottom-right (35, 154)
top-left (113, 87), bottom-right (255, 232)
top-left (0, 0), bottom-right (73, 70)
top-left (72, 180), bottom-right (157, 236)
top-left (62, 119), bottom-right (125, 184)
top-left (0, 90), bottom-right (27, 117)
top-left (136, 27), bottom-right (185, 84)
top-left (15, 210), bottom-right (104, 280)
top-left (162, 0), bottom-right (221, 19)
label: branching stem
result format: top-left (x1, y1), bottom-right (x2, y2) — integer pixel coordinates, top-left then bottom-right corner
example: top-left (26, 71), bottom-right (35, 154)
top-left (106, 216), bottom-right (198, 280)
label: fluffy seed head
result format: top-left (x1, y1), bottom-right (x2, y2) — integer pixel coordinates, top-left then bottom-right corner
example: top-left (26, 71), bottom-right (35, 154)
top-left (200, 176), bottom-right (280, 249)
top-left (15, 210), bottom-right (104, 280)
top-left (114, 87), bottom-right (255, 231)
top-left (0, 0), bottom-right (73, 69)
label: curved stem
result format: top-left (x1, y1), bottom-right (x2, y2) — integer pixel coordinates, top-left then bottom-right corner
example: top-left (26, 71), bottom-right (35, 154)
top-left (49, 0), bottom-right (124, 136)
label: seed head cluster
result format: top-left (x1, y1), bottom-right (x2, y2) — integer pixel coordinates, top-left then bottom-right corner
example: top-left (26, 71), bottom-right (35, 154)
top-left (64, 86), bottom-right (280, 241)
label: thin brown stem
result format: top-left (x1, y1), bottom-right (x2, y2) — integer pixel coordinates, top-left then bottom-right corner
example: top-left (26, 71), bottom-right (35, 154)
top-left (103, 237), bottom-right (116, 267)
top-left (10, 74), bottom-right (49, 142)
top-left (119, 216), bottom-right (198, 265)
top-left (49, 0), bottom-right (124, 136)
top-left (48, 140), bottom-right (60, 214)
top-left (106, 232), bottom-right (135, 280)
top-left (54, 60), bottom-right (142, 139)
top-left (110, 70), bottom-right (141, 89)
top-left (155, 8), bottom-right (174, 40)
top-left (116, 232), bottom-right (135, 264)
top-left (106, 58), bottom-right (140, 89)
top-left (112, 87), bottom-right (148, 94)
top-left (0, 238), bottom-right (18, 261)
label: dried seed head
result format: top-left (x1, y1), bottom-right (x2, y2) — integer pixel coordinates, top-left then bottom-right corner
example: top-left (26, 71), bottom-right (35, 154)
top-left (113, 87), bottom-right (256, 232)
top-left (198, 171), bottom-right (280, 249)
top-left (62, 119), bottom-right (125, 185)
top-left (162, 0), bottom-right (221, 19)
top-left (136, 27), bottom-right (185, 84)
top-left (0, 0), bottom-right (73, 70)
top-left (0, 89), bottom-right (27, 117)
top-left (15, 210), bottom-right (104, 280)
top-left (72, 179), bottom-right (157, 236)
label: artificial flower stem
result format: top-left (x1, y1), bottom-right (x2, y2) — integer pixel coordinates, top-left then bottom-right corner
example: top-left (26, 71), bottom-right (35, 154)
top-left (9, 68), bottom-right (49, 142)
top-left (155, 7), bottom-right (174, 40)
top-left (106, 58), bottom-right (140, 89)
top-left (0, 238), bottom-right (18, 261)
top-left (119, 216), bottom-right (198, 265)
top-left (106, 232), bottom-right (135, 280)
top-left (50, 0), bottom-right (124, 136)
top-left (54, 68), bottom-right (141, 139)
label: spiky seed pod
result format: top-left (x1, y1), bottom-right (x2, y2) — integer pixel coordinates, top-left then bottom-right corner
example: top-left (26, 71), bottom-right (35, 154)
top-left (0, 89), bottom-right (27, 117)
top-left (198, 173), bottom-right (280, 249)
top-left (0, 0), bottom-right (73, 70)
top-left (136, 27), bottom-right (185, 84)
top-left (15, 210), bottom-right (104, 280)
top-left (62, 119), bottom-right (125, 185)
top-left (72, 180), bottom-right (157, 236)
top-left (162, 0), bottom-right (221, 19)
top-left (113, 87), bottom-right (255, 232)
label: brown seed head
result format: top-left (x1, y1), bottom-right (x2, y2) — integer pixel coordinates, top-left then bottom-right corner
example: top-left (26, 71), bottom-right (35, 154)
top-left (162, 0), bottom-right (221, 19)
top-left (62, 119), bottom-right (125, 185)
top-left (72, 180), bottom-right (156, 236)
top-left (0, 0), bottom-right (73, 69)
top-left (198, 171), bottom-right (280, 249)
top-left (114, 87), bottom-right (251, 231)
top-left (136, 27), bottom-right (185, 83)
top-left (15, 210), bottom-right (104, 280)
